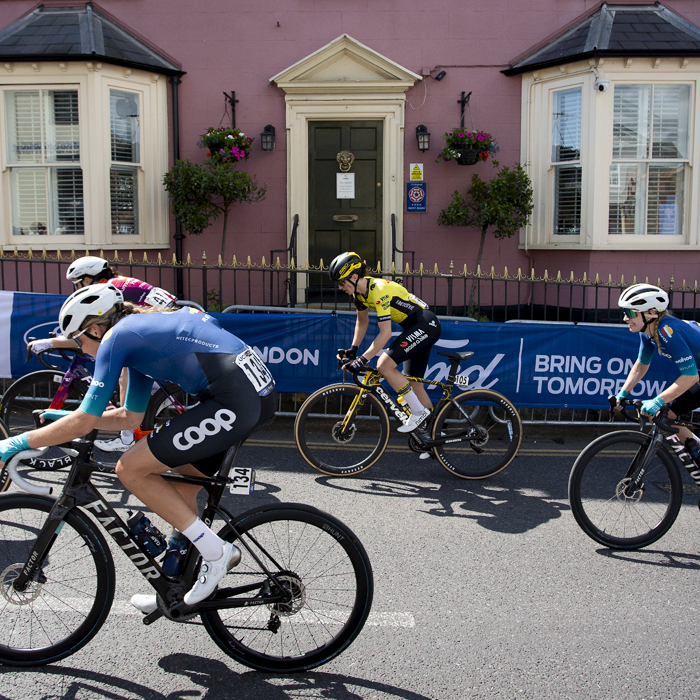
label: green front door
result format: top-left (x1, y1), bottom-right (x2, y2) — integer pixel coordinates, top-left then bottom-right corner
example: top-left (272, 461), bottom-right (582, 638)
top-left (308, 120), bottom-right (383, 296)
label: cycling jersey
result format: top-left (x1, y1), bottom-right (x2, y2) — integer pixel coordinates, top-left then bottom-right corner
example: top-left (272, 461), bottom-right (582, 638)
top-left (78, 307), bottom-right (274, 417)
top-left (354, 277), bottom-right (429, 328)
top-left (108, 276), bottom-right (176, 308)
top-left (637, 315), bottom-right (700, 376)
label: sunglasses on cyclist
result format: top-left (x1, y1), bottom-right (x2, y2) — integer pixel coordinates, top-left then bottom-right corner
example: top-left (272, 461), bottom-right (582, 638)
top-left (622, 309), bottom-right (638, 319)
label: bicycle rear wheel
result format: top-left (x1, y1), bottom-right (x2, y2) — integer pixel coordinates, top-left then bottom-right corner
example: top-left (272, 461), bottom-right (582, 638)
top-left (202, 503), bottom-right (373, 672)
top-left (432, 389), bottom-right (522, 479)
top-left (0, 370), bottom-right (85, 473)
top-left (568, 430), bottom-right (683, 549)
top-left (294, 383), bottom-right (390, 476)
top-left (0, 494), bottom-right (115, 666)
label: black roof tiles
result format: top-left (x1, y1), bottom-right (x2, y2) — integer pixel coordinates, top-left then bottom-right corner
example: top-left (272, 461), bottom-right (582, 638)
top-left (0, 2), bottom-right (181, 75)
top-left (505, 3), bottom-right (700, 75)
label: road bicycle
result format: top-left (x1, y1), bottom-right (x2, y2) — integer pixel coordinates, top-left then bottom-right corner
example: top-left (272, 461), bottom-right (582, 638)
top-left (568, 397), bottom-right (700, 550)
top-left (0, 422), bottom-right (373, 670)
top-left (294, 350), bottom-right (522, 479)
top-left (0, 343), bottom-right (190, 480)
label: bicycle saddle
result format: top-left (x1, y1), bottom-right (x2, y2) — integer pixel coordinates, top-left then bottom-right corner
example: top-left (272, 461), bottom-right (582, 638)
top-left (437, 351), bottom-right (474, 361)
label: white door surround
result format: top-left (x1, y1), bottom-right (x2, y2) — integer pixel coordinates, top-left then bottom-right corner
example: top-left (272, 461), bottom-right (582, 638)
top-left (271, 34), bottom-right (421, 270)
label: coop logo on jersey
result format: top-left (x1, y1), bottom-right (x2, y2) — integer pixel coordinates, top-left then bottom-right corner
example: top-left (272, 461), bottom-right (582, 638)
top-left (661, 324), bottom-right (674, 339)
top-left (172, 409), bottom-right (236, 451)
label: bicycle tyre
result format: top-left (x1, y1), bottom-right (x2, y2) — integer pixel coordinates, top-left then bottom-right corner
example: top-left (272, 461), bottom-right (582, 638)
top-left (0, 370), bottom-right (86, 472)
top-left (0, 419), bottom-right (9, 493)
top-left (568, 430), bottom-right (683, 550)
top-left (432, 389), bottom-right (522, 479)
top-left (202, 502), bottom-right (373, 672)
top-left (294, 383), bottom-right (390, 476)
top-left (141, 383), bottom-right (193, 432)
top-left (0, 494), bottom-right (115, 666)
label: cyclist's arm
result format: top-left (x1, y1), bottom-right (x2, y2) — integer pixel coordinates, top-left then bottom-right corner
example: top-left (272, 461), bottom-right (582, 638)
top-left (360, 319), bottom-right (392, 362)
top-left (51, 336), bottom-right (80, 349)
top-left (620, 360), bottom-right (650, 394)
top-left (350, 308), bottom-right (369, 349)
top-left (659, 373), bottom-right (699, 405)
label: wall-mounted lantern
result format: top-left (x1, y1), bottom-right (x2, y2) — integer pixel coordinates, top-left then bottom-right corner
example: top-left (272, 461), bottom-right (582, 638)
top-left (416, 124), bottom-right (430, 152)
top-left (260, 124), bottom-right (276, 151)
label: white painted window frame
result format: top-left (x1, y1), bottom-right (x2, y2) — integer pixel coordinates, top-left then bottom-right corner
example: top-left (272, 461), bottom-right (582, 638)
top-left (520, 58), bottom-right (700, 252)
top-left (0, 61), bottom-right (169, 250)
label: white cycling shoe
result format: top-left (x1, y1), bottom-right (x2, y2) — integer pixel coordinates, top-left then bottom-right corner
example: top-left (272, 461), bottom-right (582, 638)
top-left (131, 594), bottom-right (157, 614)
top-left (95, 435), bottom-right (134, 453)
top-left (397, 407), bottom-right (431, 434)
top-left (183, 542), bottom-right (241, 606)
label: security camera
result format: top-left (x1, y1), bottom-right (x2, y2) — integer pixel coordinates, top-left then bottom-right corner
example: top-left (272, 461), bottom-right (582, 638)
top-left (434, 70), bottom-right (447, 81)
top-left (594, 78), bottom-right (610, 92)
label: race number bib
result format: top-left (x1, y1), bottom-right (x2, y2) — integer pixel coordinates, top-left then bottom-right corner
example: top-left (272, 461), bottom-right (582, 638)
top-left (144, 287), bottom-right (177, 308)
top-left (235, 347), bottom-right (275, 396)
top-left (229, 467), bottom-right (256, 495)
top-left (455, 374), bottom-right (469, 388)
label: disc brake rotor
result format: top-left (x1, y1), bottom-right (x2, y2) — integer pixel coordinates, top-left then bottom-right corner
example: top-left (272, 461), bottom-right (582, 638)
top-left (332, 421), bottom-right (356, 444)
top-left (1, 563), bottom-right (43, 605)
top-left (267, 572), bottom-right (306, 617)
top-left (615, 477), bottom-right (643, 503)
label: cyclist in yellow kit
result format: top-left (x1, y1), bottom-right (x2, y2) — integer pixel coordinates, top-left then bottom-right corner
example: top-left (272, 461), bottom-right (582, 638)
top-left (329, 251), bottom-right (441, 434)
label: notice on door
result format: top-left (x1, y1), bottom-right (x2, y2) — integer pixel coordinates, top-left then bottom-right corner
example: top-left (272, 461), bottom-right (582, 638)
top-left (336, 173), bottom-right (355, 199)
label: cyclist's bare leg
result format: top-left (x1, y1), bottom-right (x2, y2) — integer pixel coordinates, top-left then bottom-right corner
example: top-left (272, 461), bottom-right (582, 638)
top-left (115, 438), bottom-right (200, 532)
top-left (377, 355), bottom-right (432, 409)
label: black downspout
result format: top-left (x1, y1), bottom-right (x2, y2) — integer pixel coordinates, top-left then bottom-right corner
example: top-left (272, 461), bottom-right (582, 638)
top-left (170, 75), bottom-right (184, 299)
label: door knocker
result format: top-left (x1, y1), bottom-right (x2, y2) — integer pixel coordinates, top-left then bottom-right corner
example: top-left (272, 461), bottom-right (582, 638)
top-left (336, 150), bottom-right (355, 172)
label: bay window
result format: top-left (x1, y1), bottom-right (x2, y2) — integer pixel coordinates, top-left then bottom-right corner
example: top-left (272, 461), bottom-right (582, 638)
top-left (0, 62), bottom-right (169, 249)
top-left (522, 61), bottom-right (699, 251)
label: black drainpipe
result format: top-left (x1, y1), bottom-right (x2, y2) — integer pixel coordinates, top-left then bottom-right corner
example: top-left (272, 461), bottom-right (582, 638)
top-left (170, 74), bottom-right (184, 298)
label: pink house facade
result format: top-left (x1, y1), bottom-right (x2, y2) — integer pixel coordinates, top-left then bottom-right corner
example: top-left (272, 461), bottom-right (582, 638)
top-left (1, 0), bottom-right (700, 292)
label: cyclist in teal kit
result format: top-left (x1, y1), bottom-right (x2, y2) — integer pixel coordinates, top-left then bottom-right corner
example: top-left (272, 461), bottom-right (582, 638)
top-left (0, 284), bottom-right (276, 611)
top-left (615, 283), bottom-right (700, 454)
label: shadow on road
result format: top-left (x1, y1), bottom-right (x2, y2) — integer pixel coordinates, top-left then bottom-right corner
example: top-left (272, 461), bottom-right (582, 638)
top-left (597, 548), bottom-right (700, 569)
top-left (0, 652), bottom-right (434, 700)
top-left (315, 475), bottom-right (569, 534)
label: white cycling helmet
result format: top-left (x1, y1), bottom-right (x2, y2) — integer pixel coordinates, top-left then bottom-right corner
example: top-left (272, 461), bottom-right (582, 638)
top-left (66, 256), bottom-right (110, 282)
top-left (59, 284), bottom-right (124, 339)
top-left (618, 283), bottom-right (669, 313)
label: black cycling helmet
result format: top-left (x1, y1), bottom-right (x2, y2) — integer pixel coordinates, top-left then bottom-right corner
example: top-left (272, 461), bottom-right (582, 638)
top-left (329, 251), bottom-right (363, 282)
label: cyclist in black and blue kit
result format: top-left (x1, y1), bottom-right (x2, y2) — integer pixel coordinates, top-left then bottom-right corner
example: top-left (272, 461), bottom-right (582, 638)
top-left (615, 283), bottom-right (700, 457)
top-left (0, 284), bottom-right (276, 612)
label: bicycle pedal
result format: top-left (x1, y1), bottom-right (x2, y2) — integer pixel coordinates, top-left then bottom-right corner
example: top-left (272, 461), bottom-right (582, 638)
top-left (142, 608), bottom-right (164, 625)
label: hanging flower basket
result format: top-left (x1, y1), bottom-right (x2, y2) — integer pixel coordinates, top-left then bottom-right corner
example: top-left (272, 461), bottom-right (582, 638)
top-left (197, 127), bottom-right (254, 164)
top-left (436, 128), bottom-right (499, 165)
top-left (456, 149), bottom-right (480, 166)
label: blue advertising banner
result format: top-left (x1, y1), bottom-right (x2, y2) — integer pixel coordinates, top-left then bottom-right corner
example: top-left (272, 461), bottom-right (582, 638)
top-left (1, 292), bottom-right (680, 410)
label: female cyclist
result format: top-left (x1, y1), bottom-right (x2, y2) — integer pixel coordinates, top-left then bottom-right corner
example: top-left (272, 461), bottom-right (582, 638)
top-left (1, 284), bottom-right (276, 610)
top-left (329, 251), bottom-right (441, 434)
top-left (27, 255), bottom-right (177, 452)
top-left (615, 283), bottom-right (700, 456)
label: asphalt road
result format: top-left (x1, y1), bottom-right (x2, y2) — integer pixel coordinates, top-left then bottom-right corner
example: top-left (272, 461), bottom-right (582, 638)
top-left (1, 421), bottom-right (699, 700)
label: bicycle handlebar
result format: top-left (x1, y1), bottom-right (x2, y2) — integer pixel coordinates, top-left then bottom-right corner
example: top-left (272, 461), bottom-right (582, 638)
top-left (6, 448), bottom-right (53, 496)
top-left (607, 395), bottom-right (679, 434)
top-left (26, 336), bottom-right (84, 370)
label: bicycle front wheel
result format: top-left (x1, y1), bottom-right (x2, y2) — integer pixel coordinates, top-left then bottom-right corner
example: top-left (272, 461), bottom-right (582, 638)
top-left (0, 494), bottom-right (115, 666)
top-left (202, 503), bottom-right (374, 672)
top-left (294, 383), bottom-right (390, 476)
top-left (432, 389), bottom-right (522, 479)
top-left (568, 430), bottom-right (683, 549)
